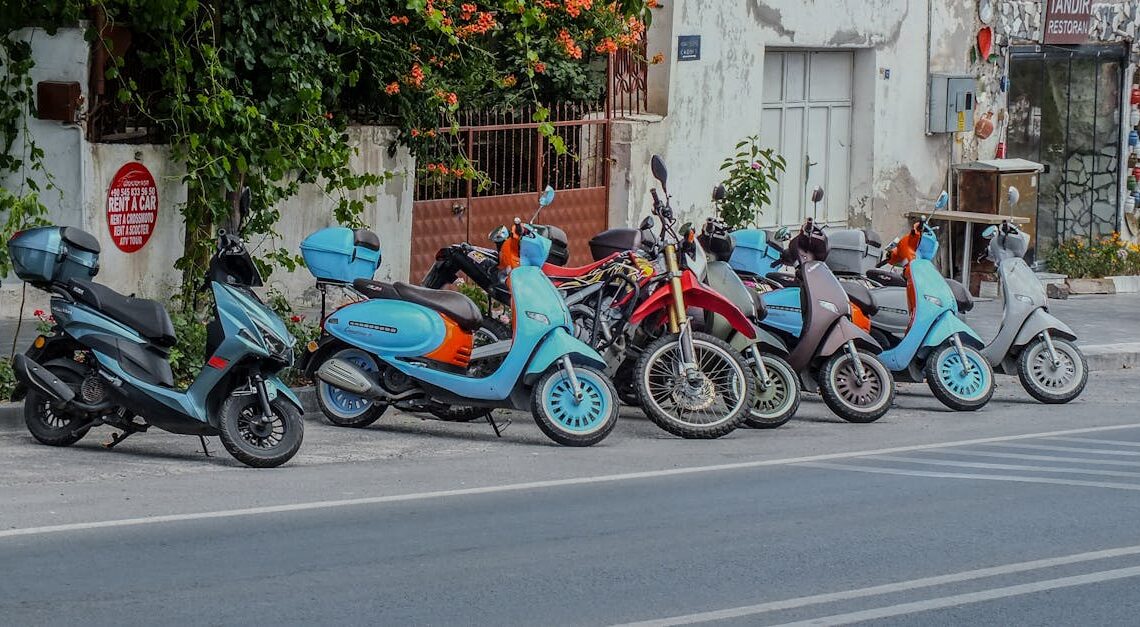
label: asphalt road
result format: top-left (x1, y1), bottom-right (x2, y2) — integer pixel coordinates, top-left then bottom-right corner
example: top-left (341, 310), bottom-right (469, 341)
top-left (3, 372), bottom-right (1140, 625)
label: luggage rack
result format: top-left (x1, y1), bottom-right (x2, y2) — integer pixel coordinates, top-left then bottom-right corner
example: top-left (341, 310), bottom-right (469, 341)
top-left (314, 279), bottom-right (368, 321)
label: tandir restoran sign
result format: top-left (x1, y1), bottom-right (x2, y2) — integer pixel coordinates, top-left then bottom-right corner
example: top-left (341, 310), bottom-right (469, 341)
top-left (106, 162), bottom-right (158, 253)
top-left (1044, 0), bottom-right (1092, 45)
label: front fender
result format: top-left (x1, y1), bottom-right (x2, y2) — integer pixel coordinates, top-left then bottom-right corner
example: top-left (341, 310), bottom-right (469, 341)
top-left (818, 317), bottom-right (882, 358)
top-left (523, 327), bottom-right (608, 382)
top-left (922, 311), bottom-right (984, 349)
top-left (630, 270), bottom-right (756, 339)
top-left (1012, 308), bottom-right (1077, 347)
top-left (728, 325), bottom-right (789, 356)
top-left (265, 376), bottom-right (304, 415)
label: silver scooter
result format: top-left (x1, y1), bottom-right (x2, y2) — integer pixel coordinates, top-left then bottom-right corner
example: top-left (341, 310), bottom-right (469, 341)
top-left (978, 187), bottom-right (1087, 403)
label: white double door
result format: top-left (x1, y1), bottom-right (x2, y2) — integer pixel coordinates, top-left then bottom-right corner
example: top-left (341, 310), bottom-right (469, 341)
top-left (760, 50), bottom-right (853, 228)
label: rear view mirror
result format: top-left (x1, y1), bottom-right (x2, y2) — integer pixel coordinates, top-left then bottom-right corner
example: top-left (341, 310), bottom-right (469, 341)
top-left (935, 191), bottom-right (949, 210)
top-left (1007, 186), bottom-right (1020, 208)
top-left (982, 225), bottom-right (998, 238)
top-left (811, 187), bottom-right (824, 203)
top-left (539, 185), bottom-right (555, 207)
top-left (651, 155), bottom-right (668, 190)
top-left (774, 226), bottom-right (791, 242)
top-left (639, 215), bottom-right (656, 231)
top-left (712, 184), bottom-right (726, 202)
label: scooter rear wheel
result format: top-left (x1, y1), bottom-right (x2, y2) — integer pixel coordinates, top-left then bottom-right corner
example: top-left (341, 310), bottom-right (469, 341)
top-left (819, 350), bottom-right (895, 423)
top-left (218, 394), bottom-right (304, 468)
top-left (1017, 337), bottom-right (1087, 404)
top-left (24, 365), bottom-right (92, 447)
top-left (315, 348), bottom-right (388, 428)
top-left (531, 365), bottom-right (619, 446)
top-left (925, 343), bottom-right (994, 411)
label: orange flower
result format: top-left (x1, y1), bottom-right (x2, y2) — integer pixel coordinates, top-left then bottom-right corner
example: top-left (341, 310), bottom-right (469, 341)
top-left (594, 37), bottom-right (617, 54)
top-left (405, 63), bottom-right (425, 88)
top-left (427, 163), bottom-right (438, 172)
top-left (426, 129), bottom-right (437, 138)
top-left (556, 29), bottom-right (583, 59)
top-left (461, 3), bottom-right (477, 19)
top-left (651, 52), bottom-right (664, 64)
top-left (565, 0), bottom-right (592, 18)
top-left (389, 15), bottom-right (410, 25)
top-left (647, 0), bottom-right (659, 6)
top-left (385, 82), bottom-right (400, 95)
top-left (501, 74), bottom-right (518, 87)
top-left (534, 61), bottom-right (547, 74)
top-left (411, 128), bottom-right (421, 137)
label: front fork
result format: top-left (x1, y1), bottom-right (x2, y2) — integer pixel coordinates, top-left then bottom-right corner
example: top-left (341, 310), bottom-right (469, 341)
top-left (1040, 330), bottom-right (1062, 368)
top-left (951, 334), bottom-right (973, 376)
top-left (664, 244), bottom-right (699, 377)
top-left (253, 374), bottom-right (276, 423)
top-left (749, 345), bottom-right (772, 389)
top-left (845, 340), bottom-right (868, 384)
top-left (559, 355), bottom-right (584, 401)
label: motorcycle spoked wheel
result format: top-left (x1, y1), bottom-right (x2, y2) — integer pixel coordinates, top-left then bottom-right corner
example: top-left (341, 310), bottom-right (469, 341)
top-left (818, 349), bottom-right (895, 423)
top-left (217, 393), bottom-right (304, 468)
top-left (925, 343), bottom-right (994, 411)
top-left (316, 348), bottom-right (389, 428)
top-left (743, 353), bottom-right (801, 429)
top-left (24, 365), bottom-right (93, 447)
top-left (428, 318), bottom-right (511, 423)
top-left (635, 332), bottom-right (754, 439)
top-left (531, 365), bottom-right (619, 446)
top-left (1016, 337), bottom-right (1088, 404)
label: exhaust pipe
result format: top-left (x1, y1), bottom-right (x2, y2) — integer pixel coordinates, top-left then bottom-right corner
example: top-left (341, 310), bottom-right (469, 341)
top-left (316, 358), bottom-right (380, 397)
top-left (13, 354), bottom-right (77, 404)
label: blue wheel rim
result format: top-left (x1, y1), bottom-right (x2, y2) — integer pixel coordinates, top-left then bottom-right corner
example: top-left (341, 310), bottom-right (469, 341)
top-left (937, 348), bottom-right (990, 400)
top-left (542, 370), bottom-right (610, 434)
top-left (319, 349), bottom-right (379, 418)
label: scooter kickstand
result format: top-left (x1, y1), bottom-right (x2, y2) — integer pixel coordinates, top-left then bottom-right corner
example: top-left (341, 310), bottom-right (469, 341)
top-left (198, 435), bottom-right (212, 457)
top-left (487, 412), bottom-right (510, 437)
top-left (102, 431), bottom-right (132, 449)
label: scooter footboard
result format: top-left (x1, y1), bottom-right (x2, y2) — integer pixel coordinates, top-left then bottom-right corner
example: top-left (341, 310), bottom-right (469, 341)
top-left (523, 327), bottom-right (608, 384)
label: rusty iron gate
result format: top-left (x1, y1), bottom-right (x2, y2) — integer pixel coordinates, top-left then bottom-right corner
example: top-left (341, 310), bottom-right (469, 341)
top-left (410, 101), bottom-right (612, 281)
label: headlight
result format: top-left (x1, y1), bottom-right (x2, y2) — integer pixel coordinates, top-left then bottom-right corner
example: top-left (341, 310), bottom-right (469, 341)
top-left (254, 319), bottom-right (293, 359)
top-left (818, 300), bottom-right (840, 314)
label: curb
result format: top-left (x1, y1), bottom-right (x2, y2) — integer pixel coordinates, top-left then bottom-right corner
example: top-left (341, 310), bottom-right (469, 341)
top-left (3, 344), bottom-right (1138, 427)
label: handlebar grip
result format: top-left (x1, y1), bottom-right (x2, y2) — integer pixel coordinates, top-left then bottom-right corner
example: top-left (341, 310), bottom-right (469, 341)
top-left (876, 257), bottom-right (890, 268)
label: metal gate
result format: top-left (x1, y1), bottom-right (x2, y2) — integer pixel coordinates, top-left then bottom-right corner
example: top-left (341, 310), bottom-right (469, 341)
top-left (410, 102), bottom-right (611, 281)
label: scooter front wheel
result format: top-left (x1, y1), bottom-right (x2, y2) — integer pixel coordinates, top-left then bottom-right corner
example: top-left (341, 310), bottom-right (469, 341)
top-left (925, 343), bottom-right (994, 411)
top-left (531, 365), bottom-right (619, 446)
top-left (1017, 337), bottom-right (1087, 404)
top-left (743, 353), bottom-right (801, 429)
top-left (218, 394), bottom-right (304, 468)
top-left (819, 350), bottom-right (895, 423)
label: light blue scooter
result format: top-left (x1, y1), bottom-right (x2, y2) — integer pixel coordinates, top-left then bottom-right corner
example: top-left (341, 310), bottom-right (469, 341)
top-left (8, 189), bottom-right (305, 467)
top-left (871, 192), bottom-right (995, 411)
top-left (311, 190), bottom-right (620, 446)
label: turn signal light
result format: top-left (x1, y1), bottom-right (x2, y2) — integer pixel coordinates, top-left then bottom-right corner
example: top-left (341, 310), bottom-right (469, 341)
top-left (33, 336), bottom-right (46, 349)
top-left (306, 340), bottom-right (319, 353)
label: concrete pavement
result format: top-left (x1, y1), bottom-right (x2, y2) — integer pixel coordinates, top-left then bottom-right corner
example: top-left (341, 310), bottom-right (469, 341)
top-left (1, 371), bottom-right (1140, 624)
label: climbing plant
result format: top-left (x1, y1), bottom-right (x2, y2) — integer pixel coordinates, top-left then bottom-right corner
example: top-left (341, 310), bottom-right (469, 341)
top-left (1, 0), bottom-right (653, 310)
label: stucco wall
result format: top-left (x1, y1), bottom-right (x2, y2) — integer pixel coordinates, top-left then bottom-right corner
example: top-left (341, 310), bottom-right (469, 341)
top-left (2, 27), bottom-right (413, 316)
top-left (610, 0), bottom-right (981, 241)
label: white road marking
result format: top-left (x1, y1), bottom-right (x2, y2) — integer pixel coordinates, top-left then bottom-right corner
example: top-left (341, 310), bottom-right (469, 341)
top-left (613, 545), bottom-right (1140, 627)
top-left (872, 455), bottom-right (1140, 479)
top-left (2, 423), bottom-right (1139, 539)
top-left (1047, 436), bottom-right (1140, 448)
top-left (981, 442), bottom-right (1140, 457)
top-left (799, 462), bottom-right (1140, 491)
top-left (925, 449), bottom-right (1140, 467)
top-left (768, 565), bottom-right (1140, 627)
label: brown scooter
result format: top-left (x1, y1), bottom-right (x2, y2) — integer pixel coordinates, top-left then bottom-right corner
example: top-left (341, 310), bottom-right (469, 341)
top-left (778, 190), bottom-right (896, 422)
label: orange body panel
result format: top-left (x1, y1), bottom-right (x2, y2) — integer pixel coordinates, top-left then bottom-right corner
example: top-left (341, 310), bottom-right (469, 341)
top-left (851, 303), bottom-right (872, 332)
top-left (424, 314), bottom-right (474, 367)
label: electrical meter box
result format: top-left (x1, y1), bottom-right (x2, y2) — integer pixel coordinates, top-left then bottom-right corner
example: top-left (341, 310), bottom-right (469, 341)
top-left (928, 74), bottom-right (975, 134)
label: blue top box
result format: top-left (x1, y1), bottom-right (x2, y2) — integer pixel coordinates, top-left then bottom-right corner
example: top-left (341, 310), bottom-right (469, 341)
top-left (300, 227), bottom-right (382, 284)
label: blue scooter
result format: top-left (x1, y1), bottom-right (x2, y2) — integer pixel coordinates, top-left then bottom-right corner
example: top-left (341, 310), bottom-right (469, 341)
top-left (309, 190), bottom-right (620, 446)
top-left (869, 193), bottom-right (995, 411)
top-left (8, 189), bottom-right (305, 467)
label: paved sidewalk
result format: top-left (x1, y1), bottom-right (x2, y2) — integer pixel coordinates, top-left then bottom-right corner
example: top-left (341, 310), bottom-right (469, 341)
top-left (964, 292), bottom-right (1140, 347)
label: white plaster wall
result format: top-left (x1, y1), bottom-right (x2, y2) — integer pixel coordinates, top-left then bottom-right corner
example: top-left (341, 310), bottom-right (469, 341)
top-left (611, 1), bottom-right (984, 240)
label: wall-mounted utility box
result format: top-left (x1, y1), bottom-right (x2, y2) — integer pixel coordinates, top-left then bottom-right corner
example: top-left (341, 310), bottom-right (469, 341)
top-left (36, 81), bottom-right (82, 124)
top-left (928, 73), bottom-right (975, 134)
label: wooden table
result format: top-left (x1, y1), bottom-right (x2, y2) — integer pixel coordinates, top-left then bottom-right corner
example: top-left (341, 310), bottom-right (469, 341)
top-left (904, 210), bottom-right (1030, 286)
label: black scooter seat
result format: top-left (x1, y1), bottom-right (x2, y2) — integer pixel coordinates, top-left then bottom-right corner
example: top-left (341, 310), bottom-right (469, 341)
top-left (945, 278), bottom-right (974, 313)
top-left (67, 279), bottom-right (176, 348)
top-left (840, 281), bottom-right (879, 316)
top-left (867, 268), bottom-right (907, 288)
top-left (766, 272), bottom-right (799, 289)
top-left (353, 278), bottom-right (482, 332)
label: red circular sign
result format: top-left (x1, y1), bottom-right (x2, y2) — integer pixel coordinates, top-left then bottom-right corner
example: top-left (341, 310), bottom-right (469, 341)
top-left (106, 162), bottom-right (158, 253)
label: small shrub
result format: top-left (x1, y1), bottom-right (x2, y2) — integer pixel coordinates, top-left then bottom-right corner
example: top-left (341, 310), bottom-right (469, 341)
top-left (717, 135), bottom-right (786, 230)
top-left (0, 357), bottom-right (15, 402)
top-left (1046, 233), bottom-right (1140, 279)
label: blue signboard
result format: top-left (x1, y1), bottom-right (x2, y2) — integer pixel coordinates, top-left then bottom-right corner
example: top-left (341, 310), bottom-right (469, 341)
top-left (678, 35), bottom-right (701, 61)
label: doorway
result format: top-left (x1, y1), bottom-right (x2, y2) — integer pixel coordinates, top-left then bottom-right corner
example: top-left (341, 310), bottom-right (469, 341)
top-left (760, 50), bottom-right (854, 227)
top-left (1006, 45), bottom-right (1125, 259)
